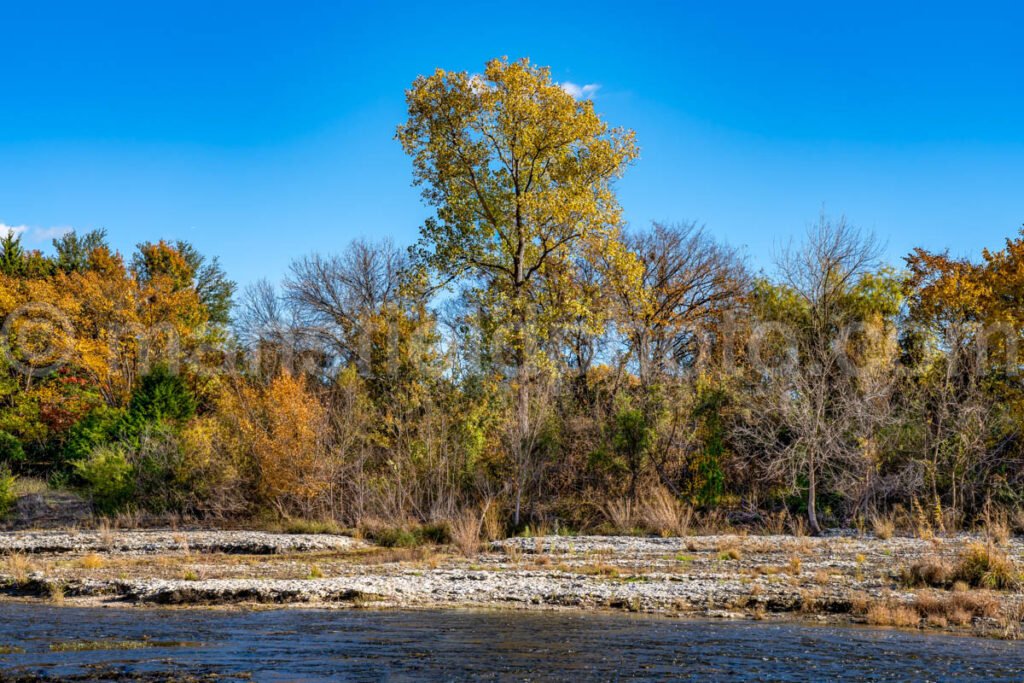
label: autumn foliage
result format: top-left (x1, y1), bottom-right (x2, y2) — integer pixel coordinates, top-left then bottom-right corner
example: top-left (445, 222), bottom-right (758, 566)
top-left (1, 59), bottom-right (1023, 538)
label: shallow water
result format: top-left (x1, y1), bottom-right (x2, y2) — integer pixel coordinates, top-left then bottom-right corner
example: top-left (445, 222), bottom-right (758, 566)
top-left (0, 605), bottom-right (1022, 681)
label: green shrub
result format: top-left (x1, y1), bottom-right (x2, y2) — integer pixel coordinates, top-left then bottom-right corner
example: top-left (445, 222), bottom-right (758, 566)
top-left (127, 365), bottom-right (196, 425)
top-left (61, 407), bottom-right (128, 466)
top-left (73, 445), bottom-right (135, 513)
top-left (0, 431), bottom-right (25, 466)
top-left (360, 522), bottom-right (450, 548)
top-left (373, 527), bottom-right (420, 548)
top-left (0, 465), bottom-right (17, 518)
top-left (418, 521), bottom-right (451, 545)
top-left (282, 519), bottom-right (345, 535)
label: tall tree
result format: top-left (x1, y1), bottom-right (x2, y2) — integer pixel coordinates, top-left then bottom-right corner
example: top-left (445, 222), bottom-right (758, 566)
top-left (397, 57), bottom-right (638, 524)
top-left (737, 217), bottom-right (901, 533)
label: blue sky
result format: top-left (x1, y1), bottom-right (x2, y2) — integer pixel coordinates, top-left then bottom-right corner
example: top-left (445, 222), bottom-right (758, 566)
top-left (2, 1), bottom-right (1022, 288)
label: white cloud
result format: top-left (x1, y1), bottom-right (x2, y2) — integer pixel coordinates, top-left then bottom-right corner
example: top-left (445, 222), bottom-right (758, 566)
top-left (29, 226), bottom-right (73, 242)
top-left (0, 222), bottom-right (28, 239)
top-left (0, 222), bottom-right (73, 244)
top-left (560, 82), bottom-right (600, 100)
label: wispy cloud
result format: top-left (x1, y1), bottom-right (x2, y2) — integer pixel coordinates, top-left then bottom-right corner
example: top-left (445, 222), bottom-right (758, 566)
top-left (0, 222), bottom-right (28, 239)
top-left (560, 82), bottom-right (600, 100)
top-left (0, 221), bottom-right (73, 244)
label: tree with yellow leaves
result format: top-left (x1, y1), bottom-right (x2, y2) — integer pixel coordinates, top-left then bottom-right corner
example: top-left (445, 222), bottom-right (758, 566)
top-left (398, 57), bottom-right (639, 524)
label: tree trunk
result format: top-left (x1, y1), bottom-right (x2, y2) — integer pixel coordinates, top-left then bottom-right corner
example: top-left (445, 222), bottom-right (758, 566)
top-left (807, 458), bottom-right (823, 535)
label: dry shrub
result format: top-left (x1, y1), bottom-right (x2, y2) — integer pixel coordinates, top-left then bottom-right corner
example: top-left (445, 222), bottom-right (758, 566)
top-left (912, 589), bottom-right (999, 627)
top-left (849, 591), bottom-right (870, 614)
top-left (949, 590), bottom-right (1000, 619)
top-left (787, 515), bottom-right (808, 538)
top-left (48, 582), bottom-right (65, 605)
top-left (97, 518), bottom-right (114, 550)
top-left (813, 570), bottom-right (831, 585)
top-left (758, 510), bottom-right (789, 536)
top-left (480, 501), bottom-right (504, 542)
top-left (3, 553), bottom-right (34, 583)
top-left (699, 508), bottom-right (730, 535)
top-left (603, 498), bottom-right (637, 534)
top-left (799, 588), bottom-right (822, 613)
top-left (901, 556), bottom-right (954, 588)
top-left (955, 542), bottom-right (1018, 590)
top-left (981, 506), bottom-right (1012, 545)
top-left (1000, 601), bottom-right (1024, 639)
top-left (576, 562), bottom-right (620, 577)
top-left (449, 508), bottom-right (484, 557)
top-left (640, 488), bottom-right (693, 537)
top-left (870, 514), bottom-right (895, 540)
top-left (79, 553), bottom-right (105, 570)
top-left (502, 543), bottom-right (522, 564)
top-left (867, 602), bottom-right (920, 627)
top-left (718, 546), bottom-right (742, 561)
top-left (912, 498), bottom-right (934, 540)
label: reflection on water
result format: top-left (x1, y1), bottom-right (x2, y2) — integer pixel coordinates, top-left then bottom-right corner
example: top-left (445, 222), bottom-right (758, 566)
top-left (0, 604), bottom-right (1022, 681)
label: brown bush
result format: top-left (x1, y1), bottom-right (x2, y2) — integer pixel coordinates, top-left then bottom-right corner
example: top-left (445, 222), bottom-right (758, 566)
top-left (901, 556), bottom-right (954, 588)
top-left (867, 603), bottom-right (920, 627)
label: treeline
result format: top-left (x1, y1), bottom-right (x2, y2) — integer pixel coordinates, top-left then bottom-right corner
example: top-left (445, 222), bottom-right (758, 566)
top-left (1, 57), bottom-right (1022, 535)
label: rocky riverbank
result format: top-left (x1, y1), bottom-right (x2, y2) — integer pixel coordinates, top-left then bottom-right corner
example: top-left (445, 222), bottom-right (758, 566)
top-left (2, 529), bottom-right (1022, 638)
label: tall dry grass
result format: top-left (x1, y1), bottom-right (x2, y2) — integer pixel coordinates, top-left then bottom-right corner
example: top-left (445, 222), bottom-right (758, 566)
top-left (640, 488), bottom-right (693, 537)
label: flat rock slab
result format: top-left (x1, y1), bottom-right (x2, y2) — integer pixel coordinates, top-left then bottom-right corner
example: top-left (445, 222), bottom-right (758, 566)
top-left (0, 530), bottom-right (362, 556)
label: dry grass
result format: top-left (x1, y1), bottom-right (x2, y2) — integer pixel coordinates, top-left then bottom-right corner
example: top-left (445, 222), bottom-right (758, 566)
top-left (480, 501), bottom-right (503, 542)
top-left (640, 488), bottom-right (693, 537)
top-left (981, 507), bottom-right (1012, 545)
top-left (866, 602), bottom-right (920, 627)
top-left (901, 556), bottom-right (954, 588)
top-left (870, 514), bottom-right (895, 540)
top-left (717, 545), bottom-right (742, 561)
top-left (787, 515), bottom-right (808, 538)
top-left (849, 591), bottom-right (870, 614)
top-left (356, 546), bottom-right (436, 565)
top-left (97, 518), bottom-right (114, 550)
top-left (78, 553), bottom-right (105, 570)
top-left (812, 570), bottom-right (831, 585)
top-left (3, 553), bottom-right (34, 582)
top-left (758, 511), bottom-right (789, 536)
top-left (603, 498), bottom-right (637, 534)
top-left (48, 582), bottom-right (65, 604)
top-left (698, 509), bottom-right (730, 536)
top-left (13, 477), bottom-right (48, 496)
top-left (575, 562), bottom-right (620, 578)
top-left (448, 508), bottom-right (484, 557)
top-left (912, 589), bottom-right (999, 628)
top-left (954, 542), bottom-right (1018, 590)
top-left (502, 543), bottom-right (523, 564)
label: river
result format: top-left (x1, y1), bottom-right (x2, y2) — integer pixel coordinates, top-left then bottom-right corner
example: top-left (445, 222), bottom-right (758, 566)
top-left (0, 605), bottom-right (1022, 681)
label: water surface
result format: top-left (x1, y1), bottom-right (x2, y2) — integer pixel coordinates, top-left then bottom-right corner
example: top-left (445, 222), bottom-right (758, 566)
top-left (0, 605), bottom-right (1022, 681)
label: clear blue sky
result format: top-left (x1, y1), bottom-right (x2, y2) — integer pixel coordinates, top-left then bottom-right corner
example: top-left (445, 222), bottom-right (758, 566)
top-left (2, 1), bottom-right (1022, 288)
